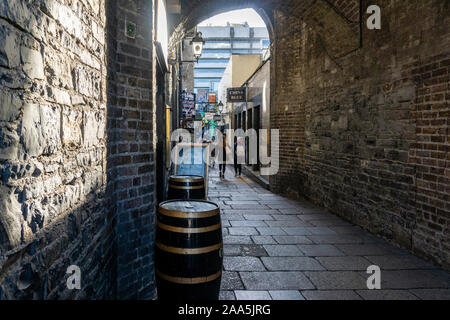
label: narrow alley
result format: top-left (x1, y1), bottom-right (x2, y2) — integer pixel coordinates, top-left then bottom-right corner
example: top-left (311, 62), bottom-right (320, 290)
top-left (0, 0), bottom-right (449, 303)
top-left (208, 167), bottom-right (450, 300)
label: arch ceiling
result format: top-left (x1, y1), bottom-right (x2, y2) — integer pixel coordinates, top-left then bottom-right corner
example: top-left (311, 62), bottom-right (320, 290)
top-left (169, 0), bottom-right (360, 58)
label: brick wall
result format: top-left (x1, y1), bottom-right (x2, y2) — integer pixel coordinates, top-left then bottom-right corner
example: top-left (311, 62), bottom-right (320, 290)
top-left (0, 0), bottom-right (114, 299)
top-left (270, 0), bottom-right (449, 269)
top-left (106, 0), bottom-right (156, 299)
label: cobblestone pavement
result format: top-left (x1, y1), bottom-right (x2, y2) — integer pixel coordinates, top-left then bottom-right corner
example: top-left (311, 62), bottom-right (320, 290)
top-left (207, 166), bottom-right (450, 300)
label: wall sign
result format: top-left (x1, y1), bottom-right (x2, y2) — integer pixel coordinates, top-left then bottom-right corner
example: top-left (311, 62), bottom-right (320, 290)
top-left (227, 88), bottom-right (246, 103)
top-left (181, 92), bottom-right (195, 115)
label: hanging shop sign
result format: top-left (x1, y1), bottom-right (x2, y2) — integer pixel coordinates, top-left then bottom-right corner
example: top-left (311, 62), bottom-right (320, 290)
top-left (197, 89), bottom-right (209, 103)
top-left (208, 93), bottom-right (217, 104)
top-left (227, 87), bottom-right (246, 103)
top-left (181, 92), bottom-right (195, 115)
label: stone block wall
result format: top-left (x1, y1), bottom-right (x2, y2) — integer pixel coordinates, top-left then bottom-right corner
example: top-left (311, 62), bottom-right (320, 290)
top-left (0, 0), bottom-right (114, 299)
top-left (270, 0), bottom-right (449, 269)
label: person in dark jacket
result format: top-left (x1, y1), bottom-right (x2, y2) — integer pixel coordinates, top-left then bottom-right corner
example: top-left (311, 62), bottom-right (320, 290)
top-left (219, 134), bottom-right (227, 179)
top-left (234, 136), bottom-right (242, 177)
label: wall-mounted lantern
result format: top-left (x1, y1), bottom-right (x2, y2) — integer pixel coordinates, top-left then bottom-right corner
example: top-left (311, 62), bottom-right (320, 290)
top-left (218, 101), bottom-right (224, 114)
top-left (190, 32), bottom-right (205, 62)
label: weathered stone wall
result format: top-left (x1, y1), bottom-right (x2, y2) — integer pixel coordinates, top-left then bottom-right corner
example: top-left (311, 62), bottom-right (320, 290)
top-left (0, 0), bottom-right (114, 299)
top-left (270, 0), bottom-right (449, 269)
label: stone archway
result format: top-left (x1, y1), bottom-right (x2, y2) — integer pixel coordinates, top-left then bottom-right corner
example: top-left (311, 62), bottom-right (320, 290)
top-left (170, 0), bottom-right (360, 58)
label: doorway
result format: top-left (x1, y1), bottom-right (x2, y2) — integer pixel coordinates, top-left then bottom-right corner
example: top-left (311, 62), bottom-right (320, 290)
top-left (253, 106), bottom-right (261, 171)
top-left (155, 65), bottom-right (166, 205)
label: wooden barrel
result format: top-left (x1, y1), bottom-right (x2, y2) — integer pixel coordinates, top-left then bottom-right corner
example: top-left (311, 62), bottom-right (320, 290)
top-left (155, 200), bottom-right (223, 301)
top-left (167, 175), bottom-right (206, 200)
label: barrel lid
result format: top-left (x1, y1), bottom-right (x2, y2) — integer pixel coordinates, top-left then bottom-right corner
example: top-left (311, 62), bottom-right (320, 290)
top-left (159, 200), bottom-right (218, 213)
top-left (169, 175), bottom-right (204, 182)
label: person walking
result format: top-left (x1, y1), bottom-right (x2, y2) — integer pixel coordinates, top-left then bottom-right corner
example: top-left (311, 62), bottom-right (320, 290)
top-left (209, 136), bottom-right (216, 168)
top-left (234, 137), bottom-right (243, 177)
top-left (219, 134), bottom-right (227, 179)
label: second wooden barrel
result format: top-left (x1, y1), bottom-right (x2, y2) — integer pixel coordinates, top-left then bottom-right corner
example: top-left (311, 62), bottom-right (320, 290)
top-left (155, 200), bottom-right (223, 301)
top-left (167, 175), bottom-right (206, 200)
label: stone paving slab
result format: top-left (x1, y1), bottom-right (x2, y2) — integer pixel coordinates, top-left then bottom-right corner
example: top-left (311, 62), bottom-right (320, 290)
top-left (263, 245), bottom-right (304, 257)
top-left (304, 271), bottom-right (368, 290)
top-left (229, 227), bottom-right (259, 236)
top-left (273, 235), bottom-right (313, 245)
top-left (262, 257), bottom-right (325, 271)
top-left (270, 215), bottom-right (303, 221)
top-left (266, 203), bottom-right (300, 209)
top-left (222, 213), bottom-right (245, 221)
top-left (309, 219), bottom-right (353, 227)
top-left (224, 244), bottom-right (268, 257)
top-left (277, 208), bottom-right (303, 215)
top-left (231, 204), bottom-right (270, 210)
top-left (223, 210), bottom-right (276, 215)
top-left (364, 255), bottom-right (437, 270)
top-left (223, 235), bottom-right (253, 244)
top-left (222, 220), bottom-right (231, 227)
top-left (224, 256), bottom-right (266, 271)
top-left (316, 256), bottom-right (373, 271)
top-left (297, 214), bottom-right (336, 221)
top-left (269, 291), bottom-right (305, 300)
top-left (230, 220), bottom-right (268, 227)
top-left (240, 272), bottom-right (315, 290)
top-left (224, 245), bottom-right (242, 256)
top-left (256, 227), bottom-right (288, 236)
top-left (307, 227), bottom-right (338, 235)
top-left (251, 236), bottom-right (277, 244)
top-left (308, 234), bottom-right (366, 244)
top-left (225, 200), bottom-right (261, 205)
top-left (375, 270), bottom-right (450, 289)
top-left (258, 200), bottom-right (300, 205)
top-left (356, 290), bottom-right (419, 300)
top-left (409, 289), bottom-right (450, 300)
top-left (282, 227), bottom-right (312, 236)
top-left (265, 220), bottom-right (313, 227)
top-left (221, 271), bottom-right (245, 290)
top-left (336, 243), bottom-right (406, 256)
top-left (219, 291), bottom-right (236, 300)
top-left (297, 244), bottom-right (345, 257)
top-left (301, 290), bottom-right (362, 300)
top-left (244, 214), bottom-right (274, 221)
top-left (329, 226), bottom-right (367, 234)
top-left (235, 291), bottom-right (272, 300)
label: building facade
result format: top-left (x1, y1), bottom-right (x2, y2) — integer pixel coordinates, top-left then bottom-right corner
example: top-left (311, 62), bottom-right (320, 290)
top-left (194, 23), bottom-right (270, 111)
top-left (218, 54), bottom-right (262, 131)
top-left (234, 59), bottom-right (271, 184)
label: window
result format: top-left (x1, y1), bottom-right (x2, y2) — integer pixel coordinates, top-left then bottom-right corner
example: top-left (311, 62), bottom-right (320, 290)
top-left (202, 49), bottom-right (231, 53)
top-left (201, 52), bottom-right (231, 59)
top-left (233, 42), bottom-right (251, 49)
top-left (195, 60), bottom-right (230, 68)
top-left (232, 49), bottom-right (250, 54)
top-left (204, 41), bottom-right (231, 49)
top-left (261, 39), bottom-right (270, 48)
top-left (195, 68), bottom-right (226, 73)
